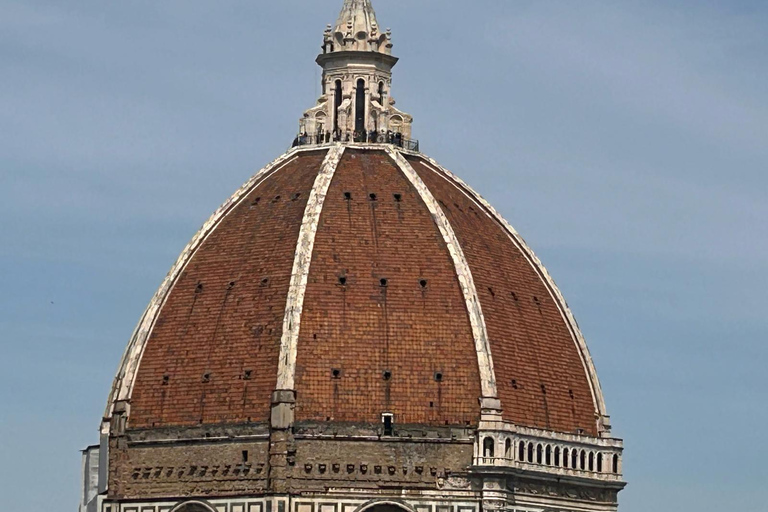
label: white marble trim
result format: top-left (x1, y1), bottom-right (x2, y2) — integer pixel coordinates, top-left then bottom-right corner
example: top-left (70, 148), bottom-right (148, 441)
top-left (412, 155), bottom-right (609, 427)
top-left (104, 147), bottom-right (324, 425)
top-left (385, 147), bottom-right (498, 400)
top-left (276, 144), bottom-right (346, 390)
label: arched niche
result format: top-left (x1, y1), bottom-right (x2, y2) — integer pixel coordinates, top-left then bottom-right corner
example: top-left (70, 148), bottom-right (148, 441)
top-left (482, 436), bottom-right (495, 458)
top-left (390, 114), bottom-right (404, 131)
top-left (355, 499), bottom-right (416, 512)
top-left (170, 501), bottom-right (217, 512)
top-left (315, 111), bottom-right (328, 135)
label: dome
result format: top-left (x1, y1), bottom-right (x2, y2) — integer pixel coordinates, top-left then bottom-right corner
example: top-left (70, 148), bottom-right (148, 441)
top-left (106, 145), bottom-right (607, 437)
top-left (86, 3), bottom-right (624, 512)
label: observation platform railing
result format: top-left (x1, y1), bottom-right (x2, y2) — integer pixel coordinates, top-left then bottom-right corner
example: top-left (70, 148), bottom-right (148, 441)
top-left (293, 133), bottom-right (420, 152)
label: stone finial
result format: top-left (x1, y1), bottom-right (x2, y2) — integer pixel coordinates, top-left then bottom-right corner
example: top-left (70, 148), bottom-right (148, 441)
top-left (330, 0), bottom-right (391, 54)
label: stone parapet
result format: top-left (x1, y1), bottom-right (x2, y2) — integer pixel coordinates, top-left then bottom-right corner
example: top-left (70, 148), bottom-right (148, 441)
top-left (474, 424), bottom-right (624, 484)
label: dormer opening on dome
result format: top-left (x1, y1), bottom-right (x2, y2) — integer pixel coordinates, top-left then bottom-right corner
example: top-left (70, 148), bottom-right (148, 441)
top-left (296, 0), bottom-right (415, 150)
top-left (382, 412), bottom-right (394, 436)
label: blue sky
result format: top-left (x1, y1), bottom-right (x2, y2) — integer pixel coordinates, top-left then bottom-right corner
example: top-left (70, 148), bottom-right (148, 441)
top-left (1, 1), bottom-right (766, 511)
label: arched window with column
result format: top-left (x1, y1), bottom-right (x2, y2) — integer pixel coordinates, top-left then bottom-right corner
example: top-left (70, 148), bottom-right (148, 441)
top-left (355, 78), bottom-right (366, 136)
top-left (482, 437), bottom-right (495, 458)
top-left (333, 79), bottom-right (342, 133)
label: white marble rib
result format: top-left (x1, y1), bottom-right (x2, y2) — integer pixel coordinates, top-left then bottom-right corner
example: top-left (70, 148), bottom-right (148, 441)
top-left (412, 155), bottom-right (609, 427)
top-left (385, 146), bottom-right (498, 401)
top-left (104, 147), bottom-right (314, 424)
top-left (276, 144), bottom-right (346, 390)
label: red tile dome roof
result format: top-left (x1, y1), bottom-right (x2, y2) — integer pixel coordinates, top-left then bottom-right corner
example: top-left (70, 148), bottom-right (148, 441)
top-left (106, 146), bottom-right (608, 437)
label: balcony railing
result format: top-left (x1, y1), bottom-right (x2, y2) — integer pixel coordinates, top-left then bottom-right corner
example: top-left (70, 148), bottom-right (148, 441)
top-left (292, 132), bottom-right (420, 152)
top-left (474, 431), bottom-right (624, 483)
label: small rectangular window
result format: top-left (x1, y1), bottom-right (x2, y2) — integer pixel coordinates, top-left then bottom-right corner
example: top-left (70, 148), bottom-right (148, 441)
top-left (382, 413), bottom-right (394, 436)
